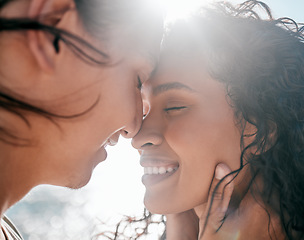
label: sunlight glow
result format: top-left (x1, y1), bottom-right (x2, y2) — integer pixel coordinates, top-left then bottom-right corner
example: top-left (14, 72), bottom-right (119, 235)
top-left (159, 0), bottom-right (212, 22)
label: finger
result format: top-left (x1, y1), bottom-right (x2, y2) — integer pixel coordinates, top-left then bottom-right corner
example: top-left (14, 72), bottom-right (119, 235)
top-left (200, 163), bottom-right (234, 237)
top-left (213, 163), bottom-right (234, 216)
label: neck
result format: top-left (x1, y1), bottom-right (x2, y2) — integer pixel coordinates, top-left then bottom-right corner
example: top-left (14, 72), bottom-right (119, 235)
top-left (196, 189), bottom-right (285, 240)
top-left (0, 173), bottom-right (34, 220)
top-left (195, 166), bottom-right (285, 240)
top-left (0, 143), bottom-right (36, 219)
top-left (194, 165), bottom-right (252, 219)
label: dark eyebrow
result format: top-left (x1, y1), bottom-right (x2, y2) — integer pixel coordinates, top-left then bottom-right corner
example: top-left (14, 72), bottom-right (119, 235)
top-left (153, 82), bottom-right (194, 96)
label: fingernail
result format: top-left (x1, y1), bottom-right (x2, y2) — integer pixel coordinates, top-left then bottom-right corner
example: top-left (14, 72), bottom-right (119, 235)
top-left (215, 163), bottom-right (229, 180)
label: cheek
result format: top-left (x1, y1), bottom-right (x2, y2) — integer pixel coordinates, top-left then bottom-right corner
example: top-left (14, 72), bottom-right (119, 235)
top-left (170, 110), bottom-right (242, 168)
top-left (165, 111), bottom-right (241, 208)
top-left (166, 113), bottom-right (224, 163)
top-left (165, 116), bottom-right (217, 208)
top-left (111, 87), bottom-right (141, 124)
top-left (96, 74), bottom-right (139, 127)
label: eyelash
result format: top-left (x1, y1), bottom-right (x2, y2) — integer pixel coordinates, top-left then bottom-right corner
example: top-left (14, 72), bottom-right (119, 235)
top-left (137, 76), bottom-right (143, 90)
top-left (164, 106), bottom-right (187, 112)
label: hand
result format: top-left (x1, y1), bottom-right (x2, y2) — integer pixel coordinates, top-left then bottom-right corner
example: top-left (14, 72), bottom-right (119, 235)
top-left (165, 163), bottom-right (234, 240)
top-left (198, 163), bottom-right (234, 240)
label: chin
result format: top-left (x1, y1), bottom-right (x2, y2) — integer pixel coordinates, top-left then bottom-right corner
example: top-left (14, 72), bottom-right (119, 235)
top-left (65, 171), bottom-right (93, 189)
top-left (145, 204), bottom-right (174, 215)
top-left (67, 181), bottom-right (88, 190)
top-left (144, 193), bottom-right (195, 215)
top-left (144, 195), bottom-right (174, 215)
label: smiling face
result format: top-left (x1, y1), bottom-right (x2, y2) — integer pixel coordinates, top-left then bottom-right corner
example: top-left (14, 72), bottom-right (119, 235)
top-left (0, 33), bottom-right (157, 190)
top-left (0, 0), bottom-right (161, 190)
top-left (132, 50), bottom-right (243, 214)
top-left (38, 38), bottom-right (157, 189)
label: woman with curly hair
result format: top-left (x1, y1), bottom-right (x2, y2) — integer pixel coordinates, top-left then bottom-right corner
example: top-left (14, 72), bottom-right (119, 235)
top-left (132, 1), bottom-right (304, 239)
top-left (0, 0), bottom-right (162, 239)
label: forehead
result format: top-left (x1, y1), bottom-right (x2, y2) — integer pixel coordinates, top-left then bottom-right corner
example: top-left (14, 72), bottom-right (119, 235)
top-left (150, 49), bottom-right (206, 82)
top-left (135, 39), bottom-right (160, 73)
top-left (142, 50), bottom-right (209, 97)
top-left (120, 35), bottom-right (160, 76)
top-left (141, 50), bottom-right (159, 73)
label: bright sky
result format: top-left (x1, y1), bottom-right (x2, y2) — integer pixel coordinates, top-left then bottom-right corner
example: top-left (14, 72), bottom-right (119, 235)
top-left (159, 0), bottom-right (304, 22)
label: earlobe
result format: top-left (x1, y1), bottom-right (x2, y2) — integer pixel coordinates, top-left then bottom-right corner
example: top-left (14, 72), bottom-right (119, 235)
top-left (26, 0), bottom-right (74, 74)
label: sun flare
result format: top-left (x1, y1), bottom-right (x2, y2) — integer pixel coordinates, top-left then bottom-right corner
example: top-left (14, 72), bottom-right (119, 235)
top-left (159, 0), bottom-right (212, 22)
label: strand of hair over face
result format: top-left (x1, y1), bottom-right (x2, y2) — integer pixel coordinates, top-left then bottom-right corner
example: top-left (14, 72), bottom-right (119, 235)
top-left (0, 1), bottom-right (111, 140)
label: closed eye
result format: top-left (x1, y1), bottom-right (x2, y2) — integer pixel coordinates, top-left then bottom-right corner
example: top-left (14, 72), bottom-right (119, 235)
top-left (164, 106), bottom-right (187, 112)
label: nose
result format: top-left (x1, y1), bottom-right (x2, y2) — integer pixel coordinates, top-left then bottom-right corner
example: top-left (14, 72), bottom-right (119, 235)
top-left (120, 120), bottom-right (141, 138)
top-left (120, 92), bottom-right (143, 139)
top-left (131, 113), bottom-right (163, 150)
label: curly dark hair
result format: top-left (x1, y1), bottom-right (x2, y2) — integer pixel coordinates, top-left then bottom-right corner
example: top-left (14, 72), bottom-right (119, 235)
top-left (162, 1), bottom-right (304, 239)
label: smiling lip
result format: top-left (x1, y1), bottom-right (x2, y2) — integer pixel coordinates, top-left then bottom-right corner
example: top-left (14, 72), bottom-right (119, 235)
top-left (140, 156), bottom-right (179, 186)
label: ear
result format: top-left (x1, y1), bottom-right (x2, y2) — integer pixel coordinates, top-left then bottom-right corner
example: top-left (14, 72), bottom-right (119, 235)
top-left (27, 0), bottom-right (75, 74)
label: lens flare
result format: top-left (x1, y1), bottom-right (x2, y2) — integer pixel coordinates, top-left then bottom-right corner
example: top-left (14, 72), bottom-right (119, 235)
top-left (160, 0), bottom-right (212, 22)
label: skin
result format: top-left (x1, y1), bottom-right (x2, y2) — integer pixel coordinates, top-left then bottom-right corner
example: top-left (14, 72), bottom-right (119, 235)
top-left (132, 49), bottom-right (285, 239)
top-left (132, 50), bottom-right (242, 214)
top-left (0, 0), bottom-right (160, 227)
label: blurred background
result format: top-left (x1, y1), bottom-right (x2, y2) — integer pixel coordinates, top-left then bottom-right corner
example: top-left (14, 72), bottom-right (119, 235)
top-left (6, 0), bottom-right (303, 239)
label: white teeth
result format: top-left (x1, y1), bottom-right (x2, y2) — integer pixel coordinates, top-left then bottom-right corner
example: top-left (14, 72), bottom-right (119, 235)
top-left (144, 166), bottom-right (178, 175)
top-left (159, 167), bottom-right (166, 174)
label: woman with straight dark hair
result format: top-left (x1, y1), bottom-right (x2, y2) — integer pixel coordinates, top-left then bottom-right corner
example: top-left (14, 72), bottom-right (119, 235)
top-left (132, 1), bottom-right (304, 239)
top-left (0, 0), bottom-right (162, 239)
